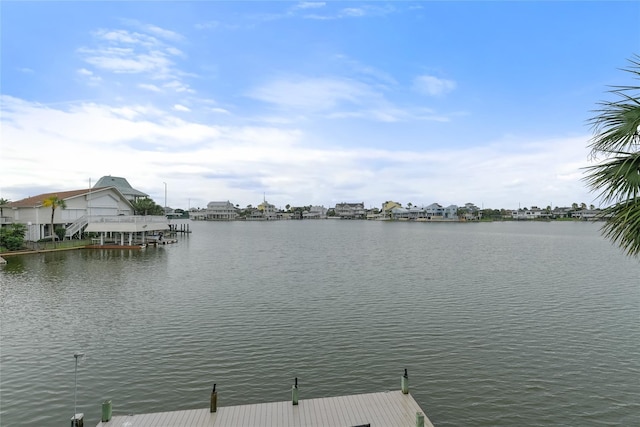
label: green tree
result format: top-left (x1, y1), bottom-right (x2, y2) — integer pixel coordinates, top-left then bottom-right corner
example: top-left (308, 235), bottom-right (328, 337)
top-left (0, 223), bottom-right (27, 251)
top-left (131, 198), bottom-right (164, 215)
top-left (585, 54), bottom-right (640, 256)
top-left (55, 226), bottom-right (66, 241)
top-left (42, 195), bottom-right (66, 244)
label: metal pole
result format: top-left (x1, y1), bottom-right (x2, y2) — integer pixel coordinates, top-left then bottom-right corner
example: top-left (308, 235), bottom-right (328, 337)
top-left (88, 178), bottom-right (92, 220)
top-left (163, 182), bottom-right (167, 213)
top-left (73, 353), bottom-right (84, 425)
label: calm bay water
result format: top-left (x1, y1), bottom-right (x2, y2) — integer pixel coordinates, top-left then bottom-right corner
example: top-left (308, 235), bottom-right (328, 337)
top-left (1, 220), bottom-right (639, 426)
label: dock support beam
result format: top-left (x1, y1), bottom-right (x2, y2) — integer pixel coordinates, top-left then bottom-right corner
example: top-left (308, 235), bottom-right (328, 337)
top-left (416, 412), bottom-right (425, 427)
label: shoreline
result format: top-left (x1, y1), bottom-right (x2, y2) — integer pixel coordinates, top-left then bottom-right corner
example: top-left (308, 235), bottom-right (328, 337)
top-left (0, 246), bottom-right (87, 257)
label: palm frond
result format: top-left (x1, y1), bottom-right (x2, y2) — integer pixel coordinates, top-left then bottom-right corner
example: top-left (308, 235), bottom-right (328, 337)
top-left (586, 55), bottom-right (640, 257)
top-left (599, 198), bottom-right (640, 256)
top-left (584, 152), bottom-right (640, 204)
top-left (587, 55), bottom-right (640, 157)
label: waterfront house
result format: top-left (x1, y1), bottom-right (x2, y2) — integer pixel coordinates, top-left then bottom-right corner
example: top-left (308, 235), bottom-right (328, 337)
top-left (511, 207), bottom-right (551, 220)
top-left (571, 209), bottom-right (602, 220)
top-left (423, 203), bottom-right (458, 220)
top-left (4, 187), bottom-right (134, 241)
top-left (189, 208), bottom-right (206, 221)
top-left (552, 207), bottom-right (572, 218)
top-left (379, 201), bottom-right (402, 219)
top-left (303, 205), bottom-right (328, 219)
top-left (443, 204), bottom-right (459, 220)
top-left (257, 200), bottom-right (278, 220)
top-left (390, 206), bottom-right (410, 220)
top-left (334, 202), bottom-right (366, 219)
top-left (205, 201), bottom-right (238, 220)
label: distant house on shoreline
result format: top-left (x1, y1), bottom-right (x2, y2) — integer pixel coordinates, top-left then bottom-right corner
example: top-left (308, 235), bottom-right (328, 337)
top-left (203, 201), bottom-right (238, 220)
top-left (335, 202), bottom-right (366, 219)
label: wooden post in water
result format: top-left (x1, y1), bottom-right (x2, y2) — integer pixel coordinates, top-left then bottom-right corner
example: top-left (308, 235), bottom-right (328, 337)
top-left (292, 377), bottom-right (299, 405)
top-left (401, 369), bottom-right (409, 394)
top-left (210, 384), bottom-right (217, 413)
top-left (101, 400), bottom-right (112, 422)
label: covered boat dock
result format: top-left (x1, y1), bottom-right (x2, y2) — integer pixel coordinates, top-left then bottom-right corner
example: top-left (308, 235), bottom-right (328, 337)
top-left (84, 215), bottom-right (169, 247)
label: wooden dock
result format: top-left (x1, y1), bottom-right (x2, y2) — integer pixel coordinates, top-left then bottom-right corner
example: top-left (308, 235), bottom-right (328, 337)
top-left (95, 390), bottom-right (433, 427)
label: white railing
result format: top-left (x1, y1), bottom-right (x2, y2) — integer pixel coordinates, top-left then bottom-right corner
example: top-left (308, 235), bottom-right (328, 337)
top-left (66, 215), bottom-right (89, 239)
top-left (88, 215), bottom-right (168, 224)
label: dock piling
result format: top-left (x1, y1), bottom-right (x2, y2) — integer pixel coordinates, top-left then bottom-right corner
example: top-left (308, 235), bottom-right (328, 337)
top-left (101, 400), bottom-right (112, 422)
top-left (401, 369), bottom-right (409, 394)
top-left (210, 384), bottom-right (217, 413)
top-left (292, 377), bottom-right (299, 405)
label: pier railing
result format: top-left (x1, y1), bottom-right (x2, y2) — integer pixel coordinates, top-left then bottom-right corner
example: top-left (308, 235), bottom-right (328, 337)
top-left (88, 215), bottom-right (168, 224)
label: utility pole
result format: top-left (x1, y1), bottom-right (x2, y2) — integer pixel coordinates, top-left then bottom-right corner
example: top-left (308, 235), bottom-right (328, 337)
top-left (163, 182), bottom-right (167, 214)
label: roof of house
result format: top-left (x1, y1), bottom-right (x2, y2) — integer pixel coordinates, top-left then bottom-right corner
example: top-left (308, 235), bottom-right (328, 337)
top-left (94, 176), bottom-right (148, 198)
top-left (6, 187), bottom-right (136, 210)
top-left (6, 187), bottom-right (109, 208)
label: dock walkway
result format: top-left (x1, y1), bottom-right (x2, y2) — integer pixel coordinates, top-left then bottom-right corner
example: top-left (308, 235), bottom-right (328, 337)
top-left (96, 390), bottom-right (433, 427)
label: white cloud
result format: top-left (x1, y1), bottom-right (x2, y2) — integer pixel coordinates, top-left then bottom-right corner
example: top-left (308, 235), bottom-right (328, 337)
top-left (294, 2), bottom-right (326, 10)
top-left (17, 67), bottom-right (34, 74)
top-left (333, 54), bottom-right (398, 86)
top-left (414, 75), bottom-right (456, 96)
top-left (1, 95), bottom-right (595, 210)
top-left (79, 46), bottom-right (174, 75)
top-left (77, 24), bottom-right (189, 90)
top-left (96, 29), bottom-right (158, 46)
top-left (144, 24), bottom-right (184, 41)
top-left (173, 104), bottom-right (191, 112)
top-left (340, 8), bottom-right (366, 17)
top-left (209, 107), bottom-right (230, 114)
top-left (304, 4), bottom-right (396, 20)
top-left (195, 20), bottom-right (220, 30)
top-left (249, 76), bottom-right (378, 111)
top-left (76, 67), bottom-right (102, 85)
top-left (248, 75), bottom-right (454, 123)
top-left (163, 80), bottom-right (194, 93)
top-left (138, 83), bottom-right (162, 92)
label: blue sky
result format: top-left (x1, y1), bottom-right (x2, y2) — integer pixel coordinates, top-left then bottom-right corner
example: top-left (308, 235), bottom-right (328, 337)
top-left (1, 1), bottom-right (639, 210)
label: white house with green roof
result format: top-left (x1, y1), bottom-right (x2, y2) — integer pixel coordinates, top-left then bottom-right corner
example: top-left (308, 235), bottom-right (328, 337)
top-left (4, 178), bottom-right (168, 243)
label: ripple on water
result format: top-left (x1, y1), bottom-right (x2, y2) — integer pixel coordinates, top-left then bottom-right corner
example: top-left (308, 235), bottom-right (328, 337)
top-left (1, 221), bottom-right (639, 426)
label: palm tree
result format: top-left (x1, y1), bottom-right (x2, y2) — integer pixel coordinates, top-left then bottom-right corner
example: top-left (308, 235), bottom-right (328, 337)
top-left (42, 195), bottom-right (67, 244)
top-left (584, 54), bottom-right (640, 256)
